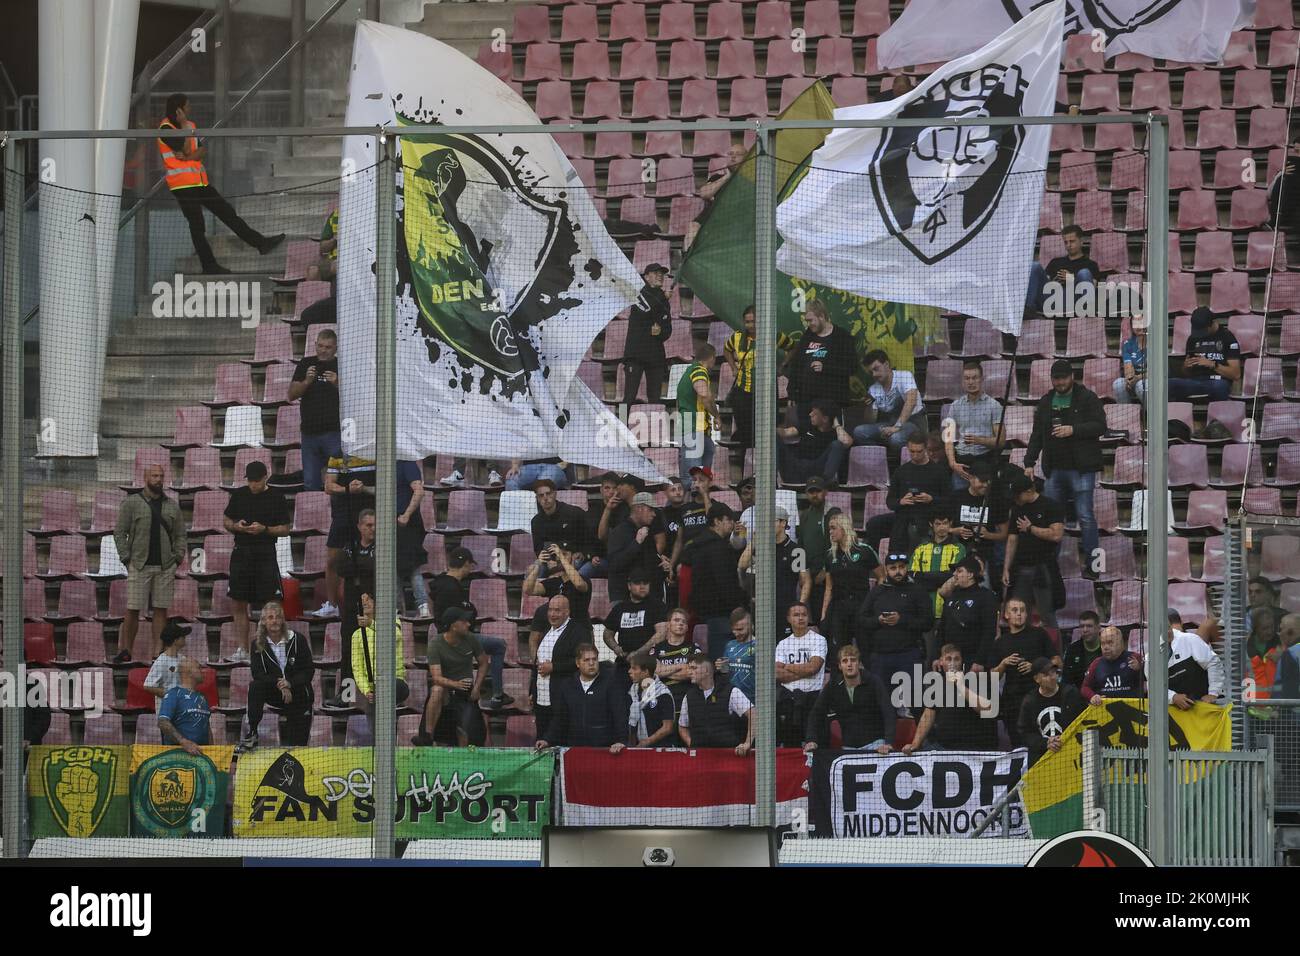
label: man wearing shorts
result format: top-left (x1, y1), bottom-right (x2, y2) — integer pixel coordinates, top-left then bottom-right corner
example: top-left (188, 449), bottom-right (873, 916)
top-left (223, 460), bottom-right (291, 663)
top-left (113, 464), bottom-right (186, 663)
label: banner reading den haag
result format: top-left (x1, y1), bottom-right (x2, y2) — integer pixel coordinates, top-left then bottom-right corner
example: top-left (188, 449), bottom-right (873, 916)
top-left (232, 748), bottom-right (555, 839)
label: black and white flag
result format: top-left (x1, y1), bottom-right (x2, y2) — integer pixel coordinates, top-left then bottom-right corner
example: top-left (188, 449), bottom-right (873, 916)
top-left (879, 0), bottom-right (1255, 70)
top-left (338, 22), bottom-right (661, 479)
top-left (776, 0), bottom-right (1064, 334)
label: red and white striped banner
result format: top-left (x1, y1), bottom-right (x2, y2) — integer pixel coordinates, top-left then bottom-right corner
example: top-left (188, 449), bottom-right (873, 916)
top-left (556, 748), bottom-right (810, 827)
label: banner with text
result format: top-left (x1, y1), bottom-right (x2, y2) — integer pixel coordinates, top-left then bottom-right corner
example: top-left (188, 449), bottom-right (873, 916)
top-left (808, 749), bottom-right (1029, 838)
top-left (28, 745), bottom-right (132, 839)
top-left (130, 746), bottom-right (234, 839)
top-left (556, 747), bottom-right (809, 826)
top-left (232, 747), bottom-right (554, 839)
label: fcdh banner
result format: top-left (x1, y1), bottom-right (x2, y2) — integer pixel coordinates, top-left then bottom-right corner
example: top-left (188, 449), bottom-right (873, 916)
top-left (556, 747), bottom-right (809, 826)
top-left (232, 747), bottom-right (554, 839)
top-left (808, 749), bottom-right (1030, 838)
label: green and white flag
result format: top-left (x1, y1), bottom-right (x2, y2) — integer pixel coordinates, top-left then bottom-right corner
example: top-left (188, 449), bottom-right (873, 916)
top-left (339, 21), bottom-right (660, 479)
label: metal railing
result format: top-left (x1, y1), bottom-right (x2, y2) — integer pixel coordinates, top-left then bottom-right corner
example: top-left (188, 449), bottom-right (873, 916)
top-left (1101, 745), bottom-right (1274, 866)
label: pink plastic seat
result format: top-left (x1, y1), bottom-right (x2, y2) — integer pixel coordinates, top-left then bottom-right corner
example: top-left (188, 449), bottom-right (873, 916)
top-left (678, 78), bottom-right (720, 118)
top-left (716, 39), bottom-right (757, 79)
top-left (469, 578), bottom-right (509, 623)
top-left (190, 534), bottom-right (234, 581)
top-left (1192, 232), bottom-right (1234, 272)
top-left (952, 318), bottom-right (1003, 358)
top-left (1214, 442), bottom-right (1265, 487)
top-left (1181, 71), bottom-right (1225, 110)
top-left (630, 79), bottom-right (671, 120)
top-left (39, 534), bottom-right (89, 580)
top-left (1230, 189), bottom-right (1271, 230)
top-left (205, 363), bottom-right (254, 407)
top-left (851, 0), bottom-right (890, 36)
top-left (1227, 316), bottom-right (1264, 357)
top-left (831, 77), bottom-right (869, 107)
top-left (727, 78), bottom-right (769, 117)
top-left (86, 490), bottom-right (125, 537)
top-left (816, 37), bottom-right (855, 77)
top-left (256, 363), bottom-right (295, 407)
top-left (1177, 189), bottom-right (1219, 231)
top-left (441, 491), bottom-right (489, 533)
top-left (1266, 30), bottom-right (1299, 67)
top-left (844, 446), bottom-right (889, 489)
top-left (165, 405), bottom-right (214, 449)
top-left (49, 579), bottom-right (98, 623)
top-left (1080, 75), bottom-right (1120, 113)
top-left (511, 5), bottom-right (551, 44)
top-left (82, 713), bottom-right (125, 745)
top-left (656, 3), bottom-right (697, 41)
top-left (1246, 107), bottom-right (1287, 148)
top-left (24, 578), bottom-right (47, 620)
top-left (801, 0), bottom-right (842, 37)
top-left (175, 446), bottom-right (221, 493)
top-left (765, 40), bottom-right (807, 79)
top-left (1093, 117), bottom-right (1136, 153)
top-left (1090, 232), bottom-right (1130, 274)
top-left (1058, 153), bottom-right (1099, 192)
top-left (1177, 489), bottom-right (1229, 532)
top-left (33, 490), bottom-right (81, 537)
top-left (1072, 189), bottom-right (1114, 232)
top-left (921, 359), bottom-right (961, 401)
top-left (752, 1), bottom-right (792, 39)
top-left (1056, 579), bottom-right (1099, 632)
top-left (1245, 486), bottom-right (1282, 515)
top-left (1062, 32), bottom-right (1103, 73)
top-left (264, 404), bottom-right (301, 450)
top-left (1016, 319), bottom-right (1055, 358)
top-left (1254, 0), bottom-right (1294, 31)
top-left (1232, 70), bottom-right (1275, 108)
top-left (1209, 273), bottom-right (1251, 315)
top-left (608, 3), bottom-right (649, 41)
top-left (1129, 73), bottom-right (1172, 111)
top-left (1168, 444), bottom-right (1211, 488)
top-left (1259, 403), bottom-right (1300, 442)
top-left (654, 157), bottom-right (696, 198)
top-left (476, 42), bottom-right (512, 82)
top-left (187, 490), bottom-right (228, 536)
top-left (703, 1), bottom-right (744, 40)
top-left (1064, 317), bottom-right (1108, 358)
top-left (567, 42), bottom-right (610, 81)
top-left (1167, 150), bottom-right (1206, 191)
top-left (534, 81), bottom-right (573, 121)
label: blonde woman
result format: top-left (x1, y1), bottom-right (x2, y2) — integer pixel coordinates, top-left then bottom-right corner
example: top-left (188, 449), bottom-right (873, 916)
top-left (820, 514), bottom-right (881, 662)
top-left (239, 600), bottom-right (315, 752)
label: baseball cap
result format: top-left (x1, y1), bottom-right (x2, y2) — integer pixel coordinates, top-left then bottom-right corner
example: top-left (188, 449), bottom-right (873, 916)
top-left (629, 571), bottom-right (655, 584)
top-left (631, 492), bottom-right (656, 508)
top-left (245, 460), bottom-right (269, 481)
top-left (642, 262), bottom-right (669, 275)
top-left (737, 476), bottom-right (755, 491)
top-left (955, 556), bottom-right (983, 575)
top-left (159, 618), bottom-right (190, 646)
top-left (1009, 472), bottom-right (1035, 496)
top-left (804, 475), bottom-right (829, 491)
top-left (966, 461), bottom-right (993, 482)
top-left (616, 473), bottom-right (645, 491)
top-left (689, 465), bottom-right (714, 480)
top-left (1050, 359), bottom-right (1074, 379)
top-left (1030, 657), bottom-right (1059, 677)
top-left (1190, 306), bottom-right (1214, 332)
top-left (774, 505), bottom-right (790, 521)
top-left (448, 546), bottom-right (477, 568)
top-left (440, 606), bottom-right (475, 629)
top-left (885, 552), bottom-right (911, 564)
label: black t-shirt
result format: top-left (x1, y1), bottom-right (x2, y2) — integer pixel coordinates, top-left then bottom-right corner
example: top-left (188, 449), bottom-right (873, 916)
top-left (224, 486), bottom-right (291, 552)
top-left (684, 533), bottom-right (746, 619)
top-left (1045, 255), bottom-right (1101, 282)
top-left (145, 494), bottom-right (164, 566)
top-left (991, 626), bottom-right (1057, 700)
top-left (677, 502), bottom-right (711, 550)
top-left (531, 501), bottom-right (587, 556)
top-left (661, 504), bottom-right (686, 553)
top-left (1018, 685), bottom-right (1085, 761)
top-left (1008, 494), bottom-right (1066, 569)
top-left (825, 543), bottom-right (879, 601)
top-left (649, 639), bottom-right (701, 693)
top-left (948, 488), bottom-right (1008, 563)
top-left (429, 573), bottom-right (473, 621)
top-left (931, 688), bottom-right (999, 750)
top-left (794, 424), bottom-right (836, 461)
top-left (540, 574), bottom-right (591, 625)
top-left (291, 355), bottom-right (340, 434)
top-left (1183, 327), bottom-right (1241, 380)
top-left (605, 598), bottom-right (668, 658)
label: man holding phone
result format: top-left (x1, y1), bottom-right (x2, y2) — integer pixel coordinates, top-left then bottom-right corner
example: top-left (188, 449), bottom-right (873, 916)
top-left (778, 399), bottom-right (853, 484)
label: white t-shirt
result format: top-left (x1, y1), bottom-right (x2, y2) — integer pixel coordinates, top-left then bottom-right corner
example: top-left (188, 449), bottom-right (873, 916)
top-left (869, 370), bottom-right (919, 418)
top-left (536, 620), bottom-right (570, 707)
top-left (678, 685), bottom-right (751, 726)
top-left (776, 630), bottom-right (828, 693)
top-left (144, 651), bottom-right (184, 713)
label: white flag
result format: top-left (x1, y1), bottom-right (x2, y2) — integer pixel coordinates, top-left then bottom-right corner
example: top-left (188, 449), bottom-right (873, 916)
top-left (776, 0), bottom-right (1064, 334)
top-left (879, 0), bottom-right (1256, 70)
top-left (338, 21), bottom-right (662, 479)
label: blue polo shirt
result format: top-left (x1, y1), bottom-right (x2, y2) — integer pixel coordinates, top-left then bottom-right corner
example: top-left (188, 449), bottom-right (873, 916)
top-left (158, 687), bottom-right (211, 745)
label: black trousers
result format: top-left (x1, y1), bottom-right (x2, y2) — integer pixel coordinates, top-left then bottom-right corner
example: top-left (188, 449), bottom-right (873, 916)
top-left (623, 360), bottom-right (666, 405)
top-left (172, 184), bottom-right (265, 269)
top-left (731, 389), bottom-right (755, 447)
top-left (777, 688), bottom-right (817, 748)
top-left (246, 682), bottom-right (313, 745)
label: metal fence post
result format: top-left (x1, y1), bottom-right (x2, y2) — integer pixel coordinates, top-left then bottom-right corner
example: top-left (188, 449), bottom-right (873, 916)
top-left (2, 138), bottom-right (27, 859)
top-left (1223, 517), bottom-right (1249, 748)
top-left (213, 0), bottom-right (230, 185)
top-left (752, 122), bottom-right (777, 829)
top-left (372, 131), bottom-right (397, 859)
top-left (1144, 113), bottom-right (1171, 866)
top-left (289, 0), bottom-right (306, 130)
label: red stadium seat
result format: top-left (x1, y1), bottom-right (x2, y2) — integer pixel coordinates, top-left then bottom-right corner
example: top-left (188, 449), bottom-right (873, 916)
top-left (654, 157), bottom-right (696, 198)
top-left (1039, 191), bottom-right (1064, 233)
top-left (1245, 486), bottom-right (1283, 515)
top-left (1213, 442), bottom-right (1265, 487)
top-left (1090, 232), bottom-right (1130, 273)
top-left (704, 2), bottom-right (744, 40)
top-left (752, 1), bottom-right (793, 40)
top-left (442, 491), bottom-right (489, 534)
top-left (1274, 314), bottom-right (1300, 356)
top-left (844, 446), bottom-right (889, 490)
top-left (831, 77), bottom-right (869, 107)
top-left (62, 621), bottom-right (106, 667)
top-left (658, 39), bottom-right (703, 79)
top-left (511, 6), bottom-right (552, 44)
top-left (534, 81), bottom-right (573, 121)
top-left (86, 490), bottom-right (124, 537)
top-left (175, 447), bottom-right (221, 493)
top-left (678, 79), bottom-right (720, 118)
top-left (48, 579), bottom-right (97, 623)
top-left (1080, 75), bottom-right (1120, 113)
top-left (1016, 319), bottom-right (1055, 358)
top-left (1058, 152), bottom-right (1099, 192)
top-left (1254, 0), bottom-right (1294, 30)
top-left (582, 80), bottom-right (623, 119)
top-left (1226, 315), bottom-right (1264, 356)
top-left (1197, 537), bottom-right (1226, 585)
top-left (1180, 71), bottom-right (1225, 111)
top-left (1192, 232), bottom-right (1234, 272)
top-left (1167, 150), bottom-right (1206, 191)
top-left (39, 534), bottom-right (89, 581)
top-left (165, 405), bottom-right (214, 450)
top-left (815, 37), bottom-right (855, 77)
top-left (630, 79), bottom-right (671, 119)
top-left (1056, 579), bottom-right (1098, 632)
top-left (618, 40), bottom-right (660, 81)
top-left (666, 196), bottom-right (705, 235)
top-left (762, 40), bottom-right (806, 82)
top-left (779, 77), bottom-right (816, 110)
top-left (1209, 273), bottom-right (1251, 314)
top-left (952, 318), bottom-right (1003, 358)
top-left (1107, 151), bottom-right (1147, 192)
top-left (24, 578), bottom-right (47, 621)
top-left (257, 362), bottom-right (295, 407)
top-left (1176, 189), bottom-right (1219, 231)
top-left (1266, 30), bottom-right (1299, 67)
top-left (33, 490), bottom-right (81, 537)
top-left (205, 362), bottom-right (254, 407)
top-left (1168, 272), bottom-right (1197, 314)
top-left (83, 713), bottom-right (125, 745)
top-left (1051, 122), bottom-right (1084, 152)
top-left (852, 0), bottom-right (890, 36)
top-left (656, 3), bottom-right (697, 41)
top-left (476, 42), bottom-right (513, 82)
top-left (1259, 403), bottom-right (1300, 443)
top-left (190, 534), bottom-right (234, 581)
top-left (1229, 188), bottom-right (1271, 230)
top-left (1247, 107), bottom-right (1287, 147)
top-left (569, 42), bottom-right (611, 81)
top-left (559, 4), bottom-right (598, 41)
top-left (609, 4), bottom-right (649, 41)
top-left (1232, 69), bottom-right (1275, 108)
top-left (1063, 33), bottom-right (1103, 73)
top-left (1064, 317), bottom-right (1109, 358)
top-left (1168, 444), bottom-right (1211, 488)
top-left (1093, 116), bottom-right (1136, 153)
top-left (1176, 489), bottom-right (1229, 532)
top-left (716, 39), bottom-right (757, 79)
top-left (1129, 73), bottom-right (1172, 111)
top-left (469, 578), bottom-right (510, 623)
top-left (921, 359), bottom-right (962, 401)
top-left (727, 78), bottom-right (769, 117)
top-left (1222, 30), bottom-right (1259, 68)
top-left (801, 0), bottom-right (842, 37)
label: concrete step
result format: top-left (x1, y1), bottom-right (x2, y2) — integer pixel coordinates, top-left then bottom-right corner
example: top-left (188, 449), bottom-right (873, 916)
top-left (272, 154), bottom-right (344, 178)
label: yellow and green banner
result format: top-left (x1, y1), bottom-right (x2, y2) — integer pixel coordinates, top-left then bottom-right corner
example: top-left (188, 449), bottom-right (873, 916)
top-left (1023, 699), bottom-right (1233, 840)
top-left (232, 747), bottom-right (555, 839)
top-left (676, 81), bottom-right (944, 402)
top-left (130, 746), bottom-right (234, 838)
top-left (29, 745), bottom-right (131, 839)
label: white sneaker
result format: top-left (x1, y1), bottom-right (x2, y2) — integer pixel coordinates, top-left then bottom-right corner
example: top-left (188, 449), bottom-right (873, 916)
top-left (308, 600), bottom-right (338, 618)
top-left (416, 603), bottom-right (431, 619)
top-left (488, 470), bottom-right (503, 486)
top-left (441, 470), bottom-right (465, 486)
top-left (226, 647), bottom-right (250, 664)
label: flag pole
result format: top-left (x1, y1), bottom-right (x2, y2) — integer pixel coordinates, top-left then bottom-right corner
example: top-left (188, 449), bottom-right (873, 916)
top-left (1144, 113), bottom-right (1171, 865)
top-left (753, 122), bottom-right (778, 829)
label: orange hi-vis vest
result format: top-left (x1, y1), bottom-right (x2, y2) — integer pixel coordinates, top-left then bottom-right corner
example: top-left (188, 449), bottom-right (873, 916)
top-left (157, 118), bottom-right (208, 190)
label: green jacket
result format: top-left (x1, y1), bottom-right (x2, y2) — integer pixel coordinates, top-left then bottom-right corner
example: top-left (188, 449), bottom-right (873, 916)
top-left (113, 491), bottom-right (186, 571)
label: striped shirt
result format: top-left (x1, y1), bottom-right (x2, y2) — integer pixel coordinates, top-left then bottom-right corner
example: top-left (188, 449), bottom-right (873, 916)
top-left (724, 330), bottom-right (795, 394)
top-left (676, 362), bottom-right (714, 434)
